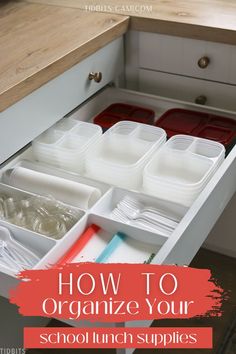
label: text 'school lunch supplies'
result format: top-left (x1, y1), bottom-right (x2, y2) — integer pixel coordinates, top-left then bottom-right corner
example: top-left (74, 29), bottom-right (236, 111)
top-left (93, 103), bottom-right (155, 131)
top-left (54, 224), bottom-right (159, 266)
top-left (155, 108), bottom-right (236, 153)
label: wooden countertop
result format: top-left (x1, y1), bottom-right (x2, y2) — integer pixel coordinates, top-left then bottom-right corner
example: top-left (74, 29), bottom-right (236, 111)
top-left (24, 0), bottom-right (236, 44)
top-left (0, 1), bottom-right (128, 112)
top-left (1, 0), bottom-right (236, 112)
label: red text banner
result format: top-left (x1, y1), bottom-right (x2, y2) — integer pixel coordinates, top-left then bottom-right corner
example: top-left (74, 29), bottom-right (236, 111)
top-left (10, 263), bottom-right (224, 322)
top-left (24, 327), bottom-right (213, 349)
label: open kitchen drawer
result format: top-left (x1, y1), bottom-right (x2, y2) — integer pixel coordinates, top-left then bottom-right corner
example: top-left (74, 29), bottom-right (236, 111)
top-left (0, 86), bottom-right (235, 302)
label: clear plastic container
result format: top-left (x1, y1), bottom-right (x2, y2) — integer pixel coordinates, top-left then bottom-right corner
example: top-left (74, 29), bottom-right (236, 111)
top-left (0, 184), bottom-right (84, 240)
top-left (85, 121), bottom-right (166, 189)
top-left (32, 119), bottom-right (102, 173)
top-left (143, 135), bottom-right (225, 207)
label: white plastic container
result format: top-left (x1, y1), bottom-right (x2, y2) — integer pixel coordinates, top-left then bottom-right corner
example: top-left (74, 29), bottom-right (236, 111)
top-left (143, 135), bottom-right (225, 207)
top-left (85, 121), bottom-right (166, 189)
top-left (32, 119), bottom-right (102, 173)
top-left (0, 183), bottom-right (84, 241)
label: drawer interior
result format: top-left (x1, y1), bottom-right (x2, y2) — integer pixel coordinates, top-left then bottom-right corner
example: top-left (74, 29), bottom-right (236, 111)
top-left (0, 87), bottom-right (235, 291)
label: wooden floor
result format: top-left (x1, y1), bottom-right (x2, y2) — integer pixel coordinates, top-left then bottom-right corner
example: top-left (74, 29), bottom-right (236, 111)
top-left (27, 248), bottom-right (236, 354)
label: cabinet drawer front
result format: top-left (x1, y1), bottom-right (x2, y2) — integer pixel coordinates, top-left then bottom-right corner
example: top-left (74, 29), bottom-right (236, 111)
top-left (0, 87), bottom-right (235, 300)
top-left (0, 37), bottom-right (124, 165)
top-left (139, 69), bottom-right (236, 111)
top-left (139, 32), bottom-right (236, 85)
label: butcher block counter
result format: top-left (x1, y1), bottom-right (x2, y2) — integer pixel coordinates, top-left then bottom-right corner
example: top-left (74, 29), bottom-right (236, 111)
top-left (23, 0), bottom-right (236, 43)
top-left (0, 1), bottom-right (129, 111)
top-left (1, 0), bottom-right (236, 111)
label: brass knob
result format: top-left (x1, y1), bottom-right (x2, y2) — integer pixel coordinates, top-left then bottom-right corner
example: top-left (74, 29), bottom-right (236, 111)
top-left (195, 95), bottom-right (207, 105)
top-left (198, 56), bottom-right (210, 69)
top-left (88, 72), bottom-right (102, 83)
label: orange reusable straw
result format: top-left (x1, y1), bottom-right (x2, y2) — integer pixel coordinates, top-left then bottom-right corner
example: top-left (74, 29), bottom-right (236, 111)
top-left (54, 224), bottom-right (101, 267)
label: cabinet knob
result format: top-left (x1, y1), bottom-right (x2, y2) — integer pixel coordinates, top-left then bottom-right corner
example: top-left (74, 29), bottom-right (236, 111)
top-left (195, 95), bottom-right (207, 105)
top-left (198, 56), bottom-right (210, 69)
top-left (88, 72), bottom-right (102, 83)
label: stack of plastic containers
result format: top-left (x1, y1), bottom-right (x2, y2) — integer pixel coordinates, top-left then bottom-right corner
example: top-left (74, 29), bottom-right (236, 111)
top-left (85, 121), bottom-right (166, 189)
top-left (32, 119), bottom-right (102, 173)
top-left (143, 135), bottom-right (225, 207)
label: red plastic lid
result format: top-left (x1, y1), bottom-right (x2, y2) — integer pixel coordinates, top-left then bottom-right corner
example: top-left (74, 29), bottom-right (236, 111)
top-left (196, 125), bottom-right (235, 145)
top-left (156, 108), bottom-right (206, 133)
top-left (208, 116), bottom-right (236, 130)
top-left (94, 113), bottom-right (124, 129)
top-left (107, 103), bottom-right (133, 115)
top-left (93, 103), bottom-right (155, 130)
top-left (155, 108), bottom-right (236, 148)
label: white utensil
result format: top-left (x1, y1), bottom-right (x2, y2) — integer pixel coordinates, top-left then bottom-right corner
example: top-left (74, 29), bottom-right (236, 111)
top-left (0, 226), bottom-right (40, 271)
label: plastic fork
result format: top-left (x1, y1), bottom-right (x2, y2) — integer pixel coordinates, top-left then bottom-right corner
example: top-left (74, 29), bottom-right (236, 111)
top-left (118, 195), bottom-right (179, 227)
top-left (120, 195), bottom-right (180, 223)
top-left (7, 245), bottom-right (35, 267)
top-left (0, 240), bottom-right (23, 272)
top-left (113, 207), bottom-right (175, 232)
top-left (0, 226), bottom-right (40, 271)
top-left (117, 202), bottom-right (178, 230)
top-left (111, 208), bottom-right (172, 237)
